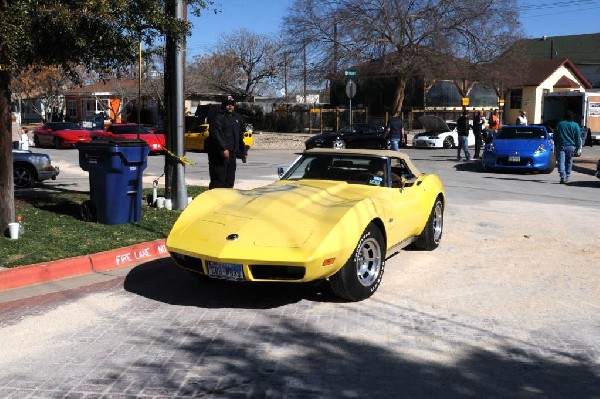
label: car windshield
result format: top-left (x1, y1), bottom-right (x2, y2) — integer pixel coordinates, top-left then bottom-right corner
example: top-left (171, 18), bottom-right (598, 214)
top-left (185, 116), bottom-right (208, 133)
top-left (282, 154), bottom-right (415, 188)
top-left (111, 125), bottom-right (151, 134)
top-left (46, 122), bottom-right (81, 130)
top-left (497, 127), bottom-right (547, 140)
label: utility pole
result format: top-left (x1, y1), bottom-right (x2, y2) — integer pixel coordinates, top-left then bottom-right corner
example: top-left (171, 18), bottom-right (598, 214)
top-left (165, 0), bottom-right (187, 210)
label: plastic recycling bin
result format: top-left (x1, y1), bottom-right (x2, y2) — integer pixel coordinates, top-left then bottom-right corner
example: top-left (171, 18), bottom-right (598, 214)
top-left (76, 139), bottom-right (150, 225)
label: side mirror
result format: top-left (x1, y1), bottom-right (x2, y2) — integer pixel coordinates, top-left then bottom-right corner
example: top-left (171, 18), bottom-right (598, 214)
top-left (277, 166), bottom-right (284, 178)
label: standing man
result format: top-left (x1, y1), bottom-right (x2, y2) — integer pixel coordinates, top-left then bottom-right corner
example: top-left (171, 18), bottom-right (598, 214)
top-left (456, 110), bottom-right (471, 161)
top-left (553, 110), bottom-right (581, 184)
top-left (385, 112), bottom-right (405, 151)
top-left (206, 95), bottom-right (247, 189)
top-left (472, 111), bottom-right (484, 159)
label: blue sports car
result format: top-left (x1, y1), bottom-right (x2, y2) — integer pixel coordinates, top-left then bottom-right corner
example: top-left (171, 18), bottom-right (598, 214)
top-left (482, 125), bottom-right (555, 174)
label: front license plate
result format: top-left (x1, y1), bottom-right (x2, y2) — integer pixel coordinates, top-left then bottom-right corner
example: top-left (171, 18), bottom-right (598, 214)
top-left (207, 261), bottom-right (244, 281)
top-left (508, 156), bottom-right (520, 163)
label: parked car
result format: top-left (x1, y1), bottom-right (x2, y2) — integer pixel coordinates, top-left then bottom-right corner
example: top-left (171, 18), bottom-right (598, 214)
top-left (91, 123), bottom-right (166, 153)
top-left (33, 122), bottom-right (92, 149)
top-left (12, 149), bottom-right (60, 189)
top-left (167, 148), bottom-right (446, 302)
top-left (481, 125), bottom-right (555, 173)
top-left (305, 123), bottom-right (387, 150)
top-left (183, 116), bottom-right (253, 152)
top-left (413, 116), bottom-right (476, 149)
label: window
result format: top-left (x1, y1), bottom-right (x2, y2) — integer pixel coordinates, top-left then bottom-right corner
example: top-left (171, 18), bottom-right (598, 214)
top-left (510, 89), bottom-right (522, 110)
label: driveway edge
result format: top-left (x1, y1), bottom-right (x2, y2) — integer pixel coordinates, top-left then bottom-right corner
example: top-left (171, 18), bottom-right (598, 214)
top-left (0, 239), bottom-right (168, 291)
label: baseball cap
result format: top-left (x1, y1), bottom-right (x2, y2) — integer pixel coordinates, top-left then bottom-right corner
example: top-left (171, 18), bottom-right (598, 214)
top-left (222, 95), bottom-right (236, 105)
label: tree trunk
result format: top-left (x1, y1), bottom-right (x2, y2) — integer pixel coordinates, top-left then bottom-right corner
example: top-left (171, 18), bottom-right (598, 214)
top-left (392, 78), bottom-right (406, 115)
top-left (0, 62), bottom-right (15, 234)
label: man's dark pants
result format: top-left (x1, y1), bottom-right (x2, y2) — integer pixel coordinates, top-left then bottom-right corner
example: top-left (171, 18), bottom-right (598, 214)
top-left (208, 155), bottom-right (237, 189)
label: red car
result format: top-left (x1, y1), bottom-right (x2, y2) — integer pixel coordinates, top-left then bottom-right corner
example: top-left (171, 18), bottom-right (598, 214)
top-left (33, 122), bottom-right (92, 149)
top-left (91, 123), bottom-right (166, 153)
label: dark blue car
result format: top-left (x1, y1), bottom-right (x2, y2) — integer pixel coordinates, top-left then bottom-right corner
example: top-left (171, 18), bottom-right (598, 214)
top-left (482, 125), bottom-right (555, 174)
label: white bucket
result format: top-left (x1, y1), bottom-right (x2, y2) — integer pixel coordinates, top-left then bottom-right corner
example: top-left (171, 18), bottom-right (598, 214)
top-left (7, 222), bottom-right (19, 239)
top-left (187, 196), bottom-right (193, 205)
top-left (164, 198), bottom-right (173, 210)
top-left (156, 197), bottom-right (165, 209)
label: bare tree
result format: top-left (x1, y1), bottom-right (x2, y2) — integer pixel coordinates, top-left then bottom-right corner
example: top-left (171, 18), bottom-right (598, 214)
top-left (12, 66), bottom-right (77, 121)
top-left (186, 29), bottom-right (284, 98)
top-left (283, 0), bottom-right (523, 112)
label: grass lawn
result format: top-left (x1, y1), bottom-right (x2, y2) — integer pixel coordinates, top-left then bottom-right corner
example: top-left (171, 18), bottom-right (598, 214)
top-left (1, 186), bottom-right (206, 268)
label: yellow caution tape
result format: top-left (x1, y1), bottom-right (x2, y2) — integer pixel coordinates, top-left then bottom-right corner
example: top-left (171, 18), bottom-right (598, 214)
top-left (163, 147), bottom-right (195, 165)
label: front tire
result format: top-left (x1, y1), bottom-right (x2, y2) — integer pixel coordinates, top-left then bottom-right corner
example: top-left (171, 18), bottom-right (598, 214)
top-left (413, 197), bottom-right (444, 250)
top-left (443, 137), bottom-right (454, 149)
top-left (332, 139), bottom-right (346, 149)
top-left (329, 222), bottom-right (385, 301)
top-left (33, 135), bottom-right (41, 147)
top-left (541, 153), bottom-right (556, 174)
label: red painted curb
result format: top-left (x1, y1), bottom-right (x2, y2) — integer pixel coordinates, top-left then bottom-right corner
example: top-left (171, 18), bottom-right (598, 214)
top-left (0, 239), bottom-right (169, 292)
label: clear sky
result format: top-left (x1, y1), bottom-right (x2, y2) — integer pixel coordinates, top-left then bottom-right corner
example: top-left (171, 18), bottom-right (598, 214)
top-left (186, 0), bottom-right (600, 58)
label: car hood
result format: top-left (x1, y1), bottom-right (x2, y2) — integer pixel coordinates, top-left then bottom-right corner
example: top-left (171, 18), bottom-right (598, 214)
top-left (418, 115), bottom-right (451, 132)
top-left (492, 139), bottom-right (548, 152)
top-left (167, 180), bottom-right (379, 252)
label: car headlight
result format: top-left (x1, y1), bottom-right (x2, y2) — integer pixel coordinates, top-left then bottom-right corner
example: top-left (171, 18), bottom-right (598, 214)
top-left (534, 144), bottom-right (547, 154)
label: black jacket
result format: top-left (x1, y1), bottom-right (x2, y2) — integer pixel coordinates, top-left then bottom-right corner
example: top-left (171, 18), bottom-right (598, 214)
top-left (206, 108), bottom-right (245, 158)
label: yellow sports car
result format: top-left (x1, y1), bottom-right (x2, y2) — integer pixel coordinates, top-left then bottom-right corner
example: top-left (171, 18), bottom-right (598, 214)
top-left (184, 116), bottom-right (253, 152)
top-left (167, 148), bottom-right (445, 301)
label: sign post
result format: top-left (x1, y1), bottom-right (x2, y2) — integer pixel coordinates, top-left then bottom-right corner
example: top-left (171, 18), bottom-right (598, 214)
top-left (345, 70), bottom-right (357, 129)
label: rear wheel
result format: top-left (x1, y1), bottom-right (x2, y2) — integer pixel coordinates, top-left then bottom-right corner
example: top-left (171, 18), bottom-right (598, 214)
top-left (443, 137), bottom-right (454, 149)
top-left (13, 165), bottom-right (35, 189)
top-left (413, 197), bottom-right (444, 250)
top-left (33, 135), bottom-right (41, 147)
top-left (53, 137), bottom-right (61, 149)
top-left (332, 139), bottom-right (346, 149)
top-left (329, 222), bottom-right (385, 301)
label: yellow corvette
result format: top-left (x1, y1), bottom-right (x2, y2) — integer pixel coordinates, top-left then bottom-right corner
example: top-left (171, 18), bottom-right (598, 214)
top-left (167, 148), bottom-right (445, 301)
top-left (184, 116), bottom-right (253, 152)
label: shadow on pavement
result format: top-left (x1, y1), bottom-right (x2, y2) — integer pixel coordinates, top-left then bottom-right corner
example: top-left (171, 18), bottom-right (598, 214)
top-left (124, 258), bottom-right (340, 309)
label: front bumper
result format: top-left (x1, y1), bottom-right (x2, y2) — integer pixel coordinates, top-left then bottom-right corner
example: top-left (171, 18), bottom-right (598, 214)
top-left (413, 139), bottom-right (442, 148)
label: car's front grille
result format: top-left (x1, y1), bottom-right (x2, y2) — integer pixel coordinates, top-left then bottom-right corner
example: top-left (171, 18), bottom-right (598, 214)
top-left (249, 265), bottom-right (305, 280)
top-left (170, 252), bottom-right (206, 274)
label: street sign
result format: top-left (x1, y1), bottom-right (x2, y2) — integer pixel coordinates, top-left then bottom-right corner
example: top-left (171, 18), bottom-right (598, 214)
top-left (462, 97), bottom-right (470, 106)
top-left (346, 79), bottom-right (357, 99)
top-left (345, 70), bottom-right (357, 77)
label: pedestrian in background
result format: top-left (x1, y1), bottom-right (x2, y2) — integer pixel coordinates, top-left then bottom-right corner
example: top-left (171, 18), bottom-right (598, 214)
top-left (456, 110), bottom-right (471, 161)
top-left (553, 110), bottom-right (581, 184)
top-left (472, 111), bottom-right (484, 159)
top-left (205, 95), bottom-right (247, 189)
top-left (385, 112), bottom-right (405, 151)
top-left (489, 109), bottom-right (501, 131)
top-left (516, 110), bottom-right (528, 125)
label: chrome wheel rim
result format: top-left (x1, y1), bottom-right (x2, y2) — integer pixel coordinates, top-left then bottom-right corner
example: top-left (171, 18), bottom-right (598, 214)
top-left (432, 201), bottom-right (443, 244)
top-left (356, 236), bottom-right (382, 287)
top-left (333, 140), bottom-right (345, 149)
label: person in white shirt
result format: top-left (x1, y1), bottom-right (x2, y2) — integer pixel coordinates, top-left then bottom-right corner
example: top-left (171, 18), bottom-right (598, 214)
top-left (516, 110), bottom-right (528, 125)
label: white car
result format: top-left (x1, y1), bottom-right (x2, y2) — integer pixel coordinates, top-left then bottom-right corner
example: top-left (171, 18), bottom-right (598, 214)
top-left (413, 115), bottom-right (475, 149)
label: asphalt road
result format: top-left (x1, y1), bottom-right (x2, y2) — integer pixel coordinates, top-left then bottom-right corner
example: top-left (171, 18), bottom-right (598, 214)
top-left (1, 145), bottom-right (599, 398)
